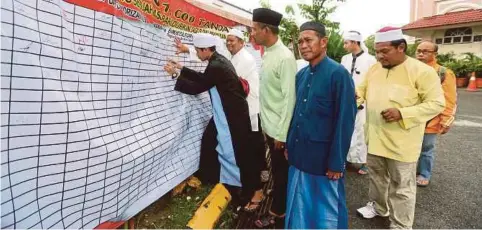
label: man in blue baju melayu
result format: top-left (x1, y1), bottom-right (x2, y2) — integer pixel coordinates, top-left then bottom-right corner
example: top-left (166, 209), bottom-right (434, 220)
top-left (284, 21), bottom-right (357, 229)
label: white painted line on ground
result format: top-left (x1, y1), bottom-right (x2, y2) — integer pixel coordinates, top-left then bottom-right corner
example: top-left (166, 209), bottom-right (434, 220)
top-left (457, 114), bottom-right (482, 120)
top-left (454, 119), bottom-right (482, 128)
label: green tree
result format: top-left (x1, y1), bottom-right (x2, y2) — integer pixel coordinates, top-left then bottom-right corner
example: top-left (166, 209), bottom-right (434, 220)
top-left (462, 52), bottom-right (482, 74)
top-left (297, 0), bottom-right (347, 61)
top-left (436, 52), bottom-right (456, 65)
top-left (406, 41), bottom-right (421, 57)
top-left (364, 35), bottom-right (375, 55)
top-left (280, 5), bottom-right (301, 59)
top-left (259, 0), bottom-right (300, 59)
top-left (297, 0), bottom-right (344, 30)
top-left (326, 30), bottom-right (347, 62)
top-left (258, 0), bottom-right (346, 60)
top-left (259, 0), bottom-right (270, 8)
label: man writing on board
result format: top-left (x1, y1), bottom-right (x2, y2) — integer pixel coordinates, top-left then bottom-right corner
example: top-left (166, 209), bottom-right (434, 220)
top-left (163, 33), bottom-right (261, 210)
top-left (174, 29), bottom-right (267, 211)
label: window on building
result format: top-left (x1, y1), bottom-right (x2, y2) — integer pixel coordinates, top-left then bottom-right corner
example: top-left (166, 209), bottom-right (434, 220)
top-left (445, 27), bottom-right (472, 37)
top-left (435, 38), bottom-right (443, 44)
top-left (443, 27), bottom-right (473, 44)
top-left (474, 35), bottom-right (482, 42)
top-left (463, 36), bottom-right (472, 42)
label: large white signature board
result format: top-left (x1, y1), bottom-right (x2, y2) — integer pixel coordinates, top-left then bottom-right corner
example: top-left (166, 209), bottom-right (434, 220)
top-left (0, 0), bottom-right (217, 228)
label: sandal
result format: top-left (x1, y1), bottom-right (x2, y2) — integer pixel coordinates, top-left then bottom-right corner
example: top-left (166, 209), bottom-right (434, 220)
top-left (254, 213), bottom-right (284, 228)
top-left (244, 192), bottom-right (265, 212)
top-left (358, 164), bottom-right (368, 175)
top-left (244, 200), bottom-right (263, 212)
top-left (416, 175), bottom-right (430, 187)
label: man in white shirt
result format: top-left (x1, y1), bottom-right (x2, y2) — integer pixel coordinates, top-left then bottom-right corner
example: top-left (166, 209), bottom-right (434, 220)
top-left (340, 30), bottom-right (377, 175)
top-left (226, 29), bottom-right (261, 133)
top-left (225, 28), bottom-right (266, 212)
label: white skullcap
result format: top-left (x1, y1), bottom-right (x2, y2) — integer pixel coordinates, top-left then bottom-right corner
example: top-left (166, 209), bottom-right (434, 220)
top-left (375, 27), bottom-right (404, 43)
top-left (344, 31), bottom-right (362, 42)
top-left (227, 28), bottom-right (245, 40)
top-left (193, 33), bottom-right (217, 48)
top-left (344, 30), bottom-right (369, 52)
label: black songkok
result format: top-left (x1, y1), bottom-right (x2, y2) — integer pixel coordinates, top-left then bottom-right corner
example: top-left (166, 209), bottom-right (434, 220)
top-left (300, 21), bottom-right (327, 37)
top-left (252, 8), bottom-right (282, 27)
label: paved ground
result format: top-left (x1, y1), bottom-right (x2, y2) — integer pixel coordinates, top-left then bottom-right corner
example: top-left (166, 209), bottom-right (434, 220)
top-left (346, 90), bottom-right (482, 229)
top-left (233, 90), bottom-right (482, 229)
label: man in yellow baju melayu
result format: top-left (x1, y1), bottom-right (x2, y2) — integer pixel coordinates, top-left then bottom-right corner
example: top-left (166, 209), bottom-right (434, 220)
top-left (356, 27), bottom-right (445, 229)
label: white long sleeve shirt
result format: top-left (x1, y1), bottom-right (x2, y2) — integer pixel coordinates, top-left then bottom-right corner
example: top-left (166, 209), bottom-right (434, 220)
top-left (341, 51), bottom-right (376, 87)
top-left (230, 48), bottom-right (260, 131)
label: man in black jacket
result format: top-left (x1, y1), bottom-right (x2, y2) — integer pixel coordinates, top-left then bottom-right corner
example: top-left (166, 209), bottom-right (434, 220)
top-left (164, 33), bottom-right (261, 208)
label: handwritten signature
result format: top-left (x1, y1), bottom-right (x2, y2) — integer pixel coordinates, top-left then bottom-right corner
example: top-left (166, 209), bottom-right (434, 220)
top-left (20, 42), bottom-right (33, 51)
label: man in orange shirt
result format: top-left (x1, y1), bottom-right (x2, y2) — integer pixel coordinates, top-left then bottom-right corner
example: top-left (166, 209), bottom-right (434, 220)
top-left (415, 41), bottom-right (457, 187)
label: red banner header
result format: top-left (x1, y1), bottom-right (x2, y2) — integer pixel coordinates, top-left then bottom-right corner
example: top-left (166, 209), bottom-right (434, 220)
top-left (65, 0), bottom-right (241, 37)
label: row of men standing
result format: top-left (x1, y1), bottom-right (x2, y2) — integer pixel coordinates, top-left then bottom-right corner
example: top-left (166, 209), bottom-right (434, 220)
top-left (163, 7), bottom-right (456, 229)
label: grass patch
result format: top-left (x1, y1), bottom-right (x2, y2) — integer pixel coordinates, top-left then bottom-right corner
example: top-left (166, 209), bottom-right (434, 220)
top-left (216, 204), bottom-right (237, 229)
top-left (133, 185), bottom-right (214, 229)
top-left (130, 176), bottom-right (240, 229)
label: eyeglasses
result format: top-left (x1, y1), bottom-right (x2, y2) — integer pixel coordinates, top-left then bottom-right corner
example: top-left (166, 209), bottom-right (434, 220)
top-left (416, 49), bottom-right (436, 55)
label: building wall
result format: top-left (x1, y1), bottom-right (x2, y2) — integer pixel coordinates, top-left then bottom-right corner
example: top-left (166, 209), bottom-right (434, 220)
top-left (410, 0), bottom-right (434, 22)
top-left (438, 42), bottom-right (482, 55)
top-left (429, 25), bottom-right (482, 55)
top-left (436, 0), bottom-right (482, 14)
top-left (432, 24), bottom-right (482, 38)
top-left (410, 0), bottom-right (482, 22)
top-left (202, 0), bottom-right (252, 20)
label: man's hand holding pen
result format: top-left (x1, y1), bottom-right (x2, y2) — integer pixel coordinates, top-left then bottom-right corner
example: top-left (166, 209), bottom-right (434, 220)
top-left (163, 59), bottom-right (183, 79)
